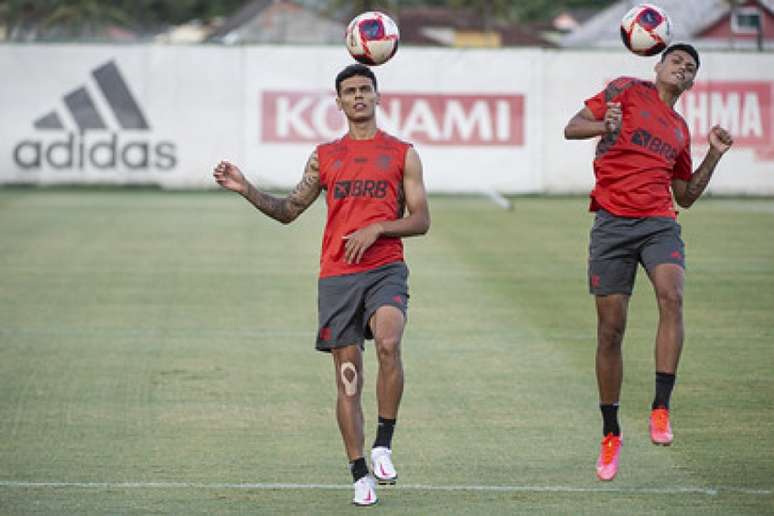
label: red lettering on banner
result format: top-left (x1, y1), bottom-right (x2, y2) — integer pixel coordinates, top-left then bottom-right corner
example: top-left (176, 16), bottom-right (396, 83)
top-left (674, 81), bottom-right (774, 159)
top-left (261, 91), bottom-right (523, 146)
top-left (262, 92), bottom-right (346, 142)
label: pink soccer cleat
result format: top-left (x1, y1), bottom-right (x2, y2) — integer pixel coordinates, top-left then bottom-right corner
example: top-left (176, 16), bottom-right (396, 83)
top-left (596, 433), bottom-right (623, 481)
top-left (649, 407), bottom-right (674, 446)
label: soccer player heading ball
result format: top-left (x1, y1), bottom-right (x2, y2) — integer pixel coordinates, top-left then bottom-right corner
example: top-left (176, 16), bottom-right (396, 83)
top-left (213, 64), bottom-right (430, 506)
top-left (564, 43), bottom-right (733, 481)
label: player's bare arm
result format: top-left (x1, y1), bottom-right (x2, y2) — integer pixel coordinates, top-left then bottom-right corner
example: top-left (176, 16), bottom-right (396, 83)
top-left (213, 151), bottom-right (322, 224)
top-left (564, 103), bottom-right (622, 140)
top-left (672, 125), bottom-right (734, 208)
top-left (343, 147), bottom-right (430, 264)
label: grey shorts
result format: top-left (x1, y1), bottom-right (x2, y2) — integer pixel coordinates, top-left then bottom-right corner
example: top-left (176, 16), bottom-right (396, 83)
top-left (316, 261), bottom-right (409, 352)
top-left (588, 209), bottom-right (685, 296)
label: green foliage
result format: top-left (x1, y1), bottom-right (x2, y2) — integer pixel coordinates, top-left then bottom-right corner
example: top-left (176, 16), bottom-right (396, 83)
top-left (115, 0), bottom-right (247, 27)
top-left (1, 0), bottom-right (246, 40)
top-left (42, 0), bottom-right (130, 37)
top-left (1, 0), bottom-right (618, 40)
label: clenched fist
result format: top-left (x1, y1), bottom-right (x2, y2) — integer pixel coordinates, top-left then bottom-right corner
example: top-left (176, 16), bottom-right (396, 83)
top-left (213, 160), bottom-right (248, 195)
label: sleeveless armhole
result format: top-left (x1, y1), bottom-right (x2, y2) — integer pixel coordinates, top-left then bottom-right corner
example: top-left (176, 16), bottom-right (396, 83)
top-left (316, 143), bottom-right (328, 190)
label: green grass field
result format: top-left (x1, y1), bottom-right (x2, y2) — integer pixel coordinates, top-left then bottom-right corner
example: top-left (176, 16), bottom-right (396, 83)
top-left (0, 188), bottom-right (772, 514)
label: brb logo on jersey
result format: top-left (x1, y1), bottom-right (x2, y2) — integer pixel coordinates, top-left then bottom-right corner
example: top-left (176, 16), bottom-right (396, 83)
top-left (13, 60), bottom-right (177, 172)
top-left (333, 179), bottom-right (389, 199)
top-left (631, 128), bottom-right (679, 161)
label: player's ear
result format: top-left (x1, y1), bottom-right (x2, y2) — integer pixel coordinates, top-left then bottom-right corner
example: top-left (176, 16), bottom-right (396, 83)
top-left (654, 60), bottom-right (663, 75)
top-left (335, 96), bottom-right (343, 111)
top-left (375, 91), bottom-right (381, 105)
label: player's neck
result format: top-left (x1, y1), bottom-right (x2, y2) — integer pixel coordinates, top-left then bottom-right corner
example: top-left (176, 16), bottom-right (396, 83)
top-left (348, 120), bottom-right (379, 140)
top-left (655, 82), bottom-right (680, 108)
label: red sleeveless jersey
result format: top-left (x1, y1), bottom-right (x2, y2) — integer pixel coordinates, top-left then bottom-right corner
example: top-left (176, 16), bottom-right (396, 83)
top-left (317, 130), bottom-right (411, 278)
top-left (585, 77), bottom-right (692, 218)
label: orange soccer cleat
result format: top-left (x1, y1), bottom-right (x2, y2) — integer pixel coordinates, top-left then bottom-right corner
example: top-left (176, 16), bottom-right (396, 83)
top-left (649, 407), bottom-right (674, 446)
top-left (596, 433), bottom-right (623, 481)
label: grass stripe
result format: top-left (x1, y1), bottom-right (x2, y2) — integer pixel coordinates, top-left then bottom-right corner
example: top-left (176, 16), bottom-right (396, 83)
top-left (0, 480), bottom-right (771, 496)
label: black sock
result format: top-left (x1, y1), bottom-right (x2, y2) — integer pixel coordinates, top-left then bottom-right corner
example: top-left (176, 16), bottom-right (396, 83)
top-left (600, 403), bottom-right (620, 436)
top-left (372, 416), bottom-right (396, 449)
top-left (350, 457), bottom-right (368, 482)
top-left (652, 372), bottom-right (676, 410)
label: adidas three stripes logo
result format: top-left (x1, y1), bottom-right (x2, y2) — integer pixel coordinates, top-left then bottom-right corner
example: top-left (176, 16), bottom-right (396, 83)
top-left (34, 61), bottom-right (149, 132)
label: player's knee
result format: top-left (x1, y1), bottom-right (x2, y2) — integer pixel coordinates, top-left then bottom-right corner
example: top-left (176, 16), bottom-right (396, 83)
top-left (657, 288), bottom-right (683, 313)
top-left (375, 335), bottom-right (401, 364)
top-left (338, 361), bottom-right (362, 398)
top-left (598, 322), bottom-right (625, 349)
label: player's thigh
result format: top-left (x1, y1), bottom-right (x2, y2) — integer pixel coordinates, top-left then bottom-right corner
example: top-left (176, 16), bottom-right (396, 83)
top-left (369, 305), bottom-right (406, 345)
top-left (638, 219), bottom-right (685, 311)
top-left (640, 218), bottom-right (685, 273)
top-left (317, 274), bottom-right (367, 352)
top-left (595, 293), bottom-right (631, 328)
top-left (589, 211), bottom-right (639, 296)
top-left (646, 263), bottom-right (685, 307)
top-left (363, 262), bottom-right (409, 342)
top-left (589, 258), bottom-right (638, 296)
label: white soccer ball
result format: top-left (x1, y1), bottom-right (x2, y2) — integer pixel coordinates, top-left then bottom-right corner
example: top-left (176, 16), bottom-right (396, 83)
top-left (345, 11), bottom-right (399, 66)
top-left (620, 3), bottom-right (672, 56)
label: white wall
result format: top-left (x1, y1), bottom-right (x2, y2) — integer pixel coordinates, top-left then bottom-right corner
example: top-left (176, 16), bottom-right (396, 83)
top-left (1, 45), bottom-right (772, 194)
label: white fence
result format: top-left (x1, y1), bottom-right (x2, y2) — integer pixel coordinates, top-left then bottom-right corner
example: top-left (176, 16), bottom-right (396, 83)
top-left (1, 45), bottom-right (772, 194)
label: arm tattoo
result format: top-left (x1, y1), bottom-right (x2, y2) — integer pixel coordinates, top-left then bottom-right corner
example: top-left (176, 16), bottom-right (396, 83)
top-left (686, 169), bottom-right (714, 200)
top-left (243, 152), bottom-right (321, 223)
top-left (683, 151), bottom-right (721, 205)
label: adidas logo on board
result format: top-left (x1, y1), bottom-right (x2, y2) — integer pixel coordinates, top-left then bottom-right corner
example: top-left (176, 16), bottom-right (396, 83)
top-left (13, 60), bottom-right (176, 171)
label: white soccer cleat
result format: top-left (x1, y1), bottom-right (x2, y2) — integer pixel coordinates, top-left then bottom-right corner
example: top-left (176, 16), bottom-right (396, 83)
top-left (352, 474), bottom-right (378, 506)
top-left (371, 446), bottom-right (398, 485)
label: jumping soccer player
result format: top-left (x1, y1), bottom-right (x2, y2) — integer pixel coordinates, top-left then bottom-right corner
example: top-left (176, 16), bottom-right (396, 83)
top-left (563, 43), bottom-right (733, 480)
top-left (213, 63), bottom-right (430, 506)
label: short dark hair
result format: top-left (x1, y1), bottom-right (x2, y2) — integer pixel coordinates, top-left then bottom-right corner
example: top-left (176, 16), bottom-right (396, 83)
top-left (661, 43), bottom-right (700, 70)
top-left (335, 64), bottom-right (377, 95)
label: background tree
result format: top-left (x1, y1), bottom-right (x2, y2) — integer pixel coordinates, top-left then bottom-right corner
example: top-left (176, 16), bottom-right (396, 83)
top-left (0, 0), bottom-right (617, 41)
top-left (42, 0), bottom-right (129, 40)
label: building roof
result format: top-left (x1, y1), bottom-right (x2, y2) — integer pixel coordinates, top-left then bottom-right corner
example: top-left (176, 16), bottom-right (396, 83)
top-left (208, 0), bottom-right (273, 41)
top-left (208, 0), bottom-right (344, 45)
top-left (397, 6), bottom-right (555, 47)
top-left (561, 0), bottom-right (774, 48)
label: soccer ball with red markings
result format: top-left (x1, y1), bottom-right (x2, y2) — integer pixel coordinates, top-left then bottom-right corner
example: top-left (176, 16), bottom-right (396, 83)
top-left (620, 3), bottom-right (672, 56)
top-left (345, 11), bottom-right (399, 66)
